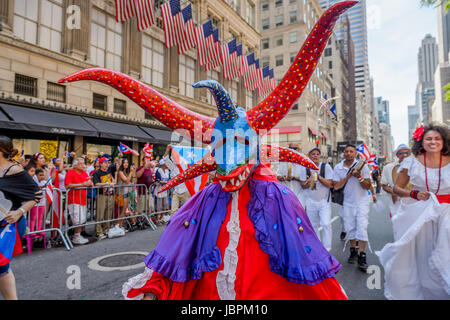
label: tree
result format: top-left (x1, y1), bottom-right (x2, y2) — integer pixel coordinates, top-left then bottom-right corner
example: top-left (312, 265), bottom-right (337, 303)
top-left (420, 0), bottom-right (450, 11)
top-left (444, 83), bottom-right (450, 102)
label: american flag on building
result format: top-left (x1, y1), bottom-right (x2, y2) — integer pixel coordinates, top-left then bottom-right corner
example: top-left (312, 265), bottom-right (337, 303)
top-left (115, 0), bottom-right (136, 22)
top-left (161, 0), bottom-right (184, 48)
top-left (205, 29), bottom-right (222, 71)
top-left (115, 0), bottom-right (154, 31)
top-left (258, 66), bottom-right (271, 97)
top-left (235, 44), bottom-right (244, 78)
top-left (195, 21), bottom-right (214, 66)
top-left (177, 4), bottom-right (196, 54)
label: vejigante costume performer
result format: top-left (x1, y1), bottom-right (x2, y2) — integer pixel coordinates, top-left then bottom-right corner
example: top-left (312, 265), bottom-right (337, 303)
top-left (59, 1), bottom-right (357, 300)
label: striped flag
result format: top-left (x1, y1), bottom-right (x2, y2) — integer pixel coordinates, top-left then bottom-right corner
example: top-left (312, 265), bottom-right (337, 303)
top-left (178, 4), bottom-right (196, 54)
top-left (170, 146), bottom-right (210, 196)
top-left (241, 53), bottom-right (254, 90)
top-left (115, 0), bottom-right (136, 22)
top-left (134, 0), bottom-right (155, 31)
top-left (119, 142), bottom-right (140, 156)
top-left (44, 177), bottom-right (53, 204)
top-left (356, 143), bottom-right (372, 160)
top-left (269, 68), bottom-right (276, 93)
top-left (368, 156), bottom-right (379, 170)
top-left (221, 39), bottom-right (239, 80)
top-left (243, 54), bottom-right (260, 91)
top-left (235, 44), bottom-right (245, 78)
top-left (161, 0), bottom-right (184, 48)
top-left (195, 21), bottom-right (214, 66)
top-left (258, 66), bottom-right (271, 97)
top-left (143, 143), bottom-right (153, 159)
top-left (205, 29), bottom-right (222, 71)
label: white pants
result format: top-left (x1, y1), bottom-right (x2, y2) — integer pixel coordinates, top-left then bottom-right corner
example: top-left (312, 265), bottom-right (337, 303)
top-left (337, 205), bottom-right (345, 232)
top-left (306, 200), bottom-right (332, 251)
top-left (343, 203), bottom-right (370, 241)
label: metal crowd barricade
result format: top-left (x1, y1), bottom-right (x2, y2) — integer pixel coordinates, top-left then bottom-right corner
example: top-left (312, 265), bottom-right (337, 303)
top-left (63, 184), bottom-right (157, 249)
top-left (24, 187), bottom-right (71, 252)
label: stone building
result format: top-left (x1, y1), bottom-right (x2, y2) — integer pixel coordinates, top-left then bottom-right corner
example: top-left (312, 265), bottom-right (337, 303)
top-left (0, 0), bottom-right (260, 163)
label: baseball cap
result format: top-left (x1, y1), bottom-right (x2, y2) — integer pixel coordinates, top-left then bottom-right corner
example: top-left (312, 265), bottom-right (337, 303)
top-left (98, 157), bottom-right (109, 164)
top-left (159, 159), bottom-right (165, 166)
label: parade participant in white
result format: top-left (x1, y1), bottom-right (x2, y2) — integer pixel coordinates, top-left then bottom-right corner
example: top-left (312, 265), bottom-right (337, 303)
top-left (381, 144), bottom-right (411, 216)
top-left (163, 145), bottom-right (190, 217)
top-left (276, 143), bottom-right (306, 206)
top-left (333, 145), bottom-right (372, 272)
top-left (376, 124), bottom-right (450, 300)
top-left (300, 148), bottom-right (334, 251)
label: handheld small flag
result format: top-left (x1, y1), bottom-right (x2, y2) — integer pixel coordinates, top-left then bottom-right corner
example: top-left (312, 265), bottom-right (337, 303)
top-left (119, 142), bottom-right (139, 156)
top-left (143, 144), bottom-right (153, 159)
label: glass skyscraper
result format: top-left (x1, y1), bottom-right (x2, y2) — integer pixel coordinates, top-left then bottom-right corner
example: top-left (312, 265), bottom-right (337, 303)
top-left (319, 0), bottom-right (369, 97)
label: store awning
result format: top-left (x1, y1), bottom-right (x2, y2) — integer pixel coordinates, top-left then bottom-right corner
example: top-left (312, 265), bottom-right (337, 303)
top-left (0, 103), bottom-right (98, 137)
top-left (321, 131), bottom-right (330, 140)
top-left (308, 127), bottom-right (323, 138)
top-left (82, 117), bottom-right (153, 143)
top-left (267, 126), bottom-right (302, 135)
top-left (139, 126), bottom-right (175, 144)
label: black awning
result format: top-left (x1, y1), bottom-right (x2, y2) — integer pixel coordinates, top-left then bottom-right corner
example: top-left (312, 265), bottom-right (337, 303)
top-left (0, 103), bottom-right (98, 137)
top-left (139, 126), bottom-right (174, 144)
top-left (83, 117), bottom-right (153, 143)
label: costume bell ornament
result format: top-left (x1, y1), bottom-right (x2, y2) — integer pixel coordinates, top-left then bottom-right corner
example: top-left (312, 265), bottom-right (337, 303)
top-left (59, 1), bottom-right (358, 300)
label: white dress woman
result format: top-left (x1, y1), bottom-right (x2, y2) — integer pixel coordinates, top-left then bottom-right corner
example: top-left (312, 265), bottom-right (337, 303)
top-left (376, 127), bottom-right (450, 300)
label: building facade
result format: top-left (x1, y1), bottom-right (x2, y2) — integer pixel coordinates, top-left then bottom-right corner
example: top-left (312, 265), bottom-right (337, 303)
top-left (0, 0), bottom-right (260, 163)
top-left (408, 104), bottom-right (420, 142)
top-left (259, 0), bottom-right (337, 161)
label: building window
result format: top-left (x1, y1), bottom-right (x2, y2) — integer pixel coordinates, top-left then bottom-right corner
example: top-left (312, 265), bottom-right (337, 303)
top-left (275, 0), bottom-right (283, 7)
top-left (13, 0), bottom-right (63, 52)
top-left (324, 48), bottom-right (332, 57)
top-left (261, 38), bottom-right (269, 50)
top-left (206, 69), bottom-right (220, 104)
top-left (14, 74), bottom-right (37, 97)
top-left (276, 55), bottom-right (283, 67)
top-left (289, 11), bottom-right (297, 24)
top-left (114, 98), bottom-right (127, 115)
top-left (93, 93), bottom-right (107, 111)
top-left (292, 103), bottom-right (299, 110)
top-left (179, 55), bottom-right (196, 99)
top-left (275, 15), bottom-right (283, 27)
top-left (262, 18), bottom-right (270, 30)
top-left (91, 8), bottom-right (123, 71)
top-left (328, 61), bottom-right (333, 69)
top-left (229, 0), bottom-right (241, 12)
top-left (261, 1), bottom-right (269, 11)
top-left (246, 1), bottom-right (255, 28)
top-left (289, 32), bottom-right (297, 43)
top-left (145, 113), bottom-right (154, 121)
top-left (262, 57), bottom-right (270, 68)
top-left (290, 52), bottom-right (296, 63)
top-left (274, 36), bottom-right (283, 47)
top-left (47, 82), bottom-right (66, 103)
top-left (142, 35), bottom-right (165, 88)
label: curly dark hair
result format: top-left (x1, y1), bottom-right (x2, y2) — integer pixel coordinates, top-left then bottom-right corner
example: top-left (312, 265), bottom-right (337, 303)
top-left (411, 124), bottom-right (450, 156)
top-left (0, 135), bottom-right (19, 160)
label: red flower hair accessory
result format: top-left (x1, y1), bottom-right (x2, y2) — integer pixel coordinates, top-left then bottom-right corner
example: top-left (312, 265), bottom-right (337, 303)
top-left (412, 125), bottom-right (424, 141)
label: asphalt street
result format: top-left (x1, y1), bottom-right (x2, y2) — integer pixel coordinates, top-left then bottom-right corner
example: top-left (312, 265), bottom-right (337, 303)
top-left (4, 191), bottom-right (394, 300)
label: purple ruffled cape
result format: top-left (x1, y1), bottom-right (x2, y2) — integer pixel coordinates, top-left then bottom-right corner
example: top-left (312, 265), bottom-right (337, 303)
top-left (144, 179), bottom-right (341, 285)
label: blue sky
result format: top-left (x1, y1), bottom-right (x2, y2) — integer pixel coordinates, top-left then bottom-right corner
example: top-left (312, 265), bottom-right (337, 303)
top-left (367, 0), bottom-right (438, 148)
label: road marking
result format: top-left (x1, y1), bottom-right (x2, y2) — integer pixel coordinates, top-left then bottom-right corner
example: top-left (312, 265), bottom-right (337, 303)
top-left (318, 215), bottom-right (340, 232)
top-left (88, 251), bottom-right (148, 272)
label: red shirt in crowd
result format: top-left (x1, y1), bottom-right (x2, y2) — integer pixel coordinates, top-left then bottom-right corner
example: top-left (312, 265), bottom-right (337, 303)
top-left (65, 169), bottom-right (90, 206)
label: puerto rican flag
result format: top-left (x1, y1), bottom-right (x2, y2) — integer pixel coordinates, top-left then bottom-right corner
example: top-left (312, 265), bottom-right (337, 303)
top-left (368, 155), bottom-right (379, 170)
top-left (0, 191), bottom-right (23, 266)
top-left (356, 143), bottom-right (373, 160)
top-left (143, 143), bottom-right (153, 159)
top-left (44, 177), bottom-right (53, 204)
top-left (119, 142), bottom-right (139, 156)
top-left (170, 146), bottom-right (210, 196)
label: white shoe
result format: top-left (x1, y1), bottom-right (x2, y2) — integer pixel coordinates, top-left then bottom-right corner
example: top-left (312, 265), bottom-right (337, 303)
top-left (97, 233), bottom-right (107, 240)
top-left (72, 235), bottom-right (89, 245)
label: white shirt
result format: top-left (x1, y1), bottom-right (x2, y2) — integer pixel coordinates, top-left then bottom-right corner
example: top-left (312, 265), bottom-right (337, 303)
top-left (155, 167), bottom-right (170, 198)
top-left (300, 162), bottom-right (333, 203)
top-left (380, 161), bottom-right (399, 188)
top-left (163, 155), bottom-right (188, 195)
top-left (332, 159), bottom-right (371, 207)
top-left (276, 162), bottom-right (303, 196)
